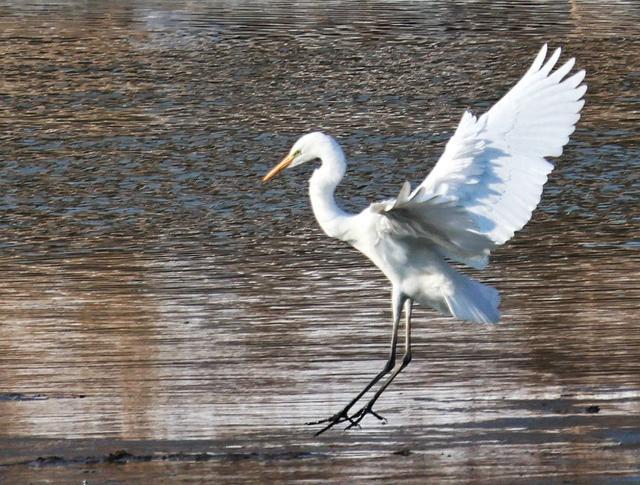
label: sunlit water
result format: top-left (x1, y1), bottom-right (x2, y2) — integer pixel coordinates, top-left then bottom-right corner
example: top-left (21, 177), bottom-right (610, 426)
top-left (1, 0), bottom-right (639, 482)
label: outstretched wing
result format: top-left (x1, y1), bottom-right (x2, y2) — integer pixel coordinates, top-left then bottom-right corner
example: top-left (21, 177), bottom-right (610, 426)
top-left (414, 44), bottom-right (586, 257)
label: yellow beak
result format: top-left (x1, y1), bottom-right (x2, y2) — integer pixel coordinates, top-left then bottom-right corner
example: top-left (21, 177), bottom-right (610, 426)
top-left (262, 153), bottom-right (295, 182)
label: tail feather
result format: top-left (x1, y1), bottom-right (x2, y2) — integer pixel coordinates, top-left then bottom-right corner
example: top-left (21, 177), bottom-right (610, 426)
top-left (443, 272), bottom-right (501, 324)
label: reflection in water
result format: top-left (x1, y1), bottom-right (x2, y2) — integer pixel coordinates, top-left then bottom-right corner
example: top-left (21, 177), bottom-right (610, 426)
top-left (0, 0), bottom-right (639, 481)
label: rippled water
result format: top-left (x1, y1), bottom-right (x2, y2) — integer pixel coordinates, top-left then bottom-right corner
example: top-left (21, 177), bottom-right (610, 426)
top-left (1, 1), bottom-right (639, 482)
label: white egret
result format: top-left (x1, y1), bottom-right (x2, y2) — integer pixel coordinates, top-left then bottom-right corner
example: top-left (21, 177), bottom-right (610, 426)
top-left (263, 45), bottom-right (586, 435)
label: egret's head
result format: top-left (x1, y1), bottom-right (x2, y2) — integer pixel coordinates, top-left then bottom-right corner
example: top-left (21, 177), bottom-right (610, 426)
top-left (262, 132), bottom-right (333, 182)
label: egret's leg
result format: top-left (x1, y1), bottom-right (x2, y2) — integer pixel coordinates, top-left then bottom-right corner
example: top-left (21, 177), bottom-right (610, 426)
top-left (309, 290), bottom-right (406, 436)
top-left (347, 298), bottom-right (413, 427)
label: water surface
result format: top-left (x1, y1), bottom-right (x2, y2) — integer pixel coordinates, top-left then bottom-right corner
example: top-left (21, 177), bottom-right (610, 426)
top-left (1, 1), bottom-right (639, 482)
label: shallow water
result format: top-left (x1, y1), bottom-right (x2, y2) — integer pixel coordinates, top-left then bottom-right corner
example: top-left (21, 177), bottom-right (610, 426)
top-left (1, 0), bottom-right (639, 482)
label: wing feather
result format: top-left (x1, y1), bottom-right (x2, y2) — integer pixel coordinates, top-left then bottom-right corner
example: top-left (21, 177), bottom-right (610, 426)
top-left (377, 183), bottom-right (495, 269)
top-left (416, 44), bottom-right (586, 250)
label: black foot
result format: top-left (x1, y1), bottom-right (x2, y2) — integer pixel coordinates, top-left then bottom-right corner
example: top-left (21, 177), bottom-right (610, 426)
top-left (306, 410), bottom-right (357, 436)
top-left (345, 405), bottom-right (387, 430)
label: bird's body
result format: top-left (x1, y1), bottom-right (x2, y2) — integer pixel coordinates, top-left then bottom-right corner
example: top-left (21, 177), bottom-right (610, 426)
top-left (305, 134), bottom-right (501, 323)
top-left (262, 44), bottom-right (586, 434)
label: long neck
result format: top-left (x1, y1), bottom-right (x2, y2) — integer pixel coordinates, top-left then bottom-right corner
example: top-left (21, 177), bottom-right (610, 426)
top-left (309, 144), bottom-right (352, 241)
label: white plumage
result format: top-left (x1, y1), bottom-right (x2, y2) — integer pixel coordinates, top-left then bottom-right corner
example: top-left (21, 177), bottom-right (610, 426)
top-left (263, 45), bottom-right (586, 433)
top-left (421, 44), bottom-right (586, 249)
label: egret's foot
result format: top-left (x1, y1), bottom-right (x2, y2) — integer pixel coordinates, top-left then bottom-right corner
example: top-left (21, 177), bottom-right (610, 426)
top-left (345, 405), bottom-right (387, 430)
top-left (305, 413), bottom-right (344, 426)
top-left (307, 410), bottom-right (357, 436)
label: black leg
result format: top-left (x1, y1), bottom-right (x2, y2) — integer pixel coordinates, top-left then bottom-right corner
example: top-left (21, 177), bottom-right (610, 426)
top-left (347, 298), bottom-right (413, 428)
top-left (308, 289), bottom-right (407, 436)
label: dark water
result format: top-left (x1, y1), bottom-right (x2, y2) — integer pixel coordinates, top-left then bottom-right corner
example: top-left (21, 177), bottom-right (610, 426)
top-left (1, 1), bottom-right (639, 482)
